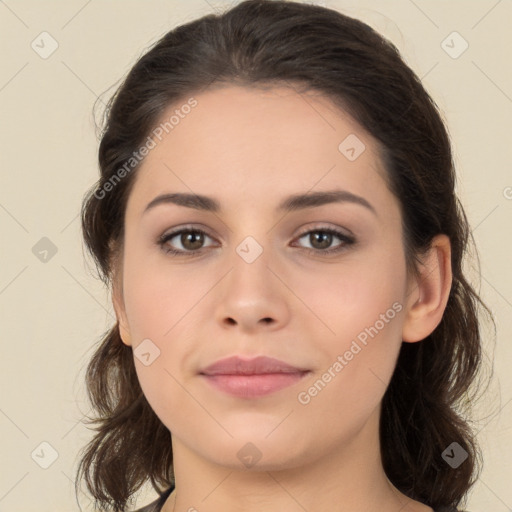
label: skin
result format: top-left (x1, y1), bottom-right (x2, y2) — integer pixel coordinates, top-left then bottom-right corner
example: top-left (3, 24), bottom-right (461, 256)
top-left (112, 85), bottom-right (452, 512)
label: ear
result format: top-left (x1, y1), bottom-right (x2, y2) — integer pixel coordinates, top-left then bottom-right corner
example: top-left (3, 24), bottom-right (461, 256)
top-left (402, 234), bottom-right (452, 343)
top-left (112, 275), bottom-right (132, 347)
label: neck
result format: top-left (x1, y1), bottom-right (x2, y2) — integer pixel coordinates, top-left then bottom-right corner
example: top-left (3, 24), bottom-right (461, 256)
top-left (162, 408), bottom-right (432, 512)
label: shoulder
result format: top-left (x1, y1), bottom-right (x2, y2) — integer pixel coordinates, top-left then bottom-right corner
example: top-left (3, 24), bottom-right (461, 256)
top-left (131, 485), bottom-right (174, 512)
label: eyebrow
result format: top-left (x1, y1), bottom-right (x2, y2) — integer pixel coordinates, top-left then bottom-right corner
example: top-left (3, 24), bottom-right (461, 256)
top-left (143, 189), bottom-right (377, 216)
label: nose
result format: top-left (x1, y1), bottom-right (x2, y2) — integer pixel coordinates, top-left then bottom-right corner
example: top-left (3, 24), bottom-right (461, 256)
top-left (214, 252), bottom-right (291, 334)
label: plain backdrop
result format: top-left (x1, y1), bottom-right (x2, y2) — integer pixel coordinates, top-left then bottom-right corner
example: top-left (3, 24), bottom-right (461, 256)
top-left (0, 1), bottom-right (511, 511)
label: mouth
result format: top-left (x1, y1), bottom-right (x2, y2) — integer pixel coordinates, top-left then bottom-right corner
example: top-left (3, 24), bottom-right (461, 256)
top-left (199, 355), bottom-right (311, 399)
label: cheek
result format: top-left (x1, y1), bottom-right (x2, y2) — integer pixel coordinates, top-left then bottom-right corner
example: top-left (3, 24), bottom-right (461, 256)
top-left (121, 251), bottom-right (217, 424)
top-left (304, 245), bottom-right (406, 342)
top-left (295, 297), bottom-right (404, 445)
top-left (295, 249), bottom-right (406, 414)
top-left (122, 249), bottom-right (204, 339)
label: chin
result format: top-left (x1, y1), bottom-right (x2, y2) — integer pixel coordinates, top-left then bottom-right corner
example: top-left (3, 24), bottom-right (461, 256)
top-left (189, 426), bottom-right (314, 471)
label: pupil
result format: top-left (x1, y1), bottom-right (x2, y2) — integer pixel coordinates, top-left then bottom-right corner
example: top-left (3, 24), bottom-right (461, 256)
top-left (183, 232), bottom-right (204, 250)
top-left (312, 232), bottom-right (331, 249)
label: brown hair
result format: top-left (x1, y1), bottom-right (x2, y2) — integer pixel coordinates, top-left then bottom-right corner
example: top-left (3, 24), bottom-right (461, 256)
top-left (77, 1), bottom-right (495, 510)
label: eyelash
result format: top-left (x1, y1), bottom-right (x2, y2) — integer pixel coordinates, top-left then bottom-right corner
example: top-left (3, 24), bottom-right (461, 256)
top-left (157, 225), bottom-right (356, 257)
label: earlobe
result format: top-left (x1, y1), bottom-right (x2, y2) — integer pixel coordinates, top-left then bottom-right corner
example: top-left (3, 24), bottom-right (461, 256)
top-left (401, 234), bottom-right (452, 343)
top-left (112, 282), bottom-right (132, 347)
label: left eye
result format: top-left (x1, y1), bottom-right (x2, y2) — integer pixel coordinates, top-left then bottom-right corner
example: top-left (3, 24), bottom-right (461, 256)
top-left (158, 226), bottom-right (355, 256)
top-left (294, 228), bottom-right (355, 254)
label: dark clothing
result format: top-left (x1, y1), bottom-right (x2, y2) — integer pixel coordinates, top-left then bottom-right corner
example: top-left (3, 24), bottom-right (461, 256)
top-left (133, 485), bottom-right (173, 512)
top-left (133, 485), bottom-right (465, 512)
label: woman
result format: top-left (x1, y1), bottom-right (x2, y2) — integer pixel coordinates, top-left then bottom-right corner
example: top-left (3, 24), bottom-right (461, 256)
top-left (77, 1), bottom-right (494, 511)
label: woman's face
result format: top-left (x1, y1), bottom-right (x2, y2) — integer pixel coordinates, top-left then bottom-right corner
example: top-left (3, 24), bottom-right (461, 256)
top-left (114, 85), bottom-right (416, 470)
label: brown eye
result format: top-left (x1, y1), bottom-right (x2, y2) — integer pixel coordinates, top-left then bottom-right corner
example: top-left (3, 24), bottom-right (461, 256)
top-left (294, 228), bottom-right (355, 255)
top-left (158, 228), bottom-right (215, 255)
top-left (158, 225), bottom-right (355, 257)
top-left (308, 231), bottom-right (334, 250)
top-left (178, 231), bottom-right (205, 251)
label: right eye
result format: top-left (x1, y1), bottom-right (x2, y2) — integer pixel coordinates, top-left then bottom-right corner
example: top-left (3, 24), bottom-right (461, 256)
top-left (158, 227), bottom-right (217, 256)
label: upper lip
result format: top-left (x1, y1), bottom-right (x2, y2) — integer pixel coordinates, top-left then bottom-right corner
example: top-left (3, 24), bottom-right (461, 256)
top-left (200, 356), bottom-right (309, 376)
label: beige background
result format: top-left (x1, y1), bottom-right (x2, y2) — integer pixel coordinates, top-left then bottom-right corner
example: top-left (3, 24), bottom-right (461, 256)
top-left (0, 1), bottom-right (510, 510)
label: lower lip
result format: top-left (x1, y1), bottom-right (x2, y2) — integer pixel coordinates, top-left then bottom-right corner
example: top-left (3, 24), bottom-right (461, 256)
top-left (200, 372), bottom-right (309, 398)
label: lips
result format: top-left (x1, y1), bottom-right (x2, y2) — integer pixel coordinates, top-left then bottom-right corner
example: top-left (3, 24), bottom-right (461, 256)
top-left (199, 356), bottom-right (310, 399)
top-left (200, 355), bottom-right (308, 375)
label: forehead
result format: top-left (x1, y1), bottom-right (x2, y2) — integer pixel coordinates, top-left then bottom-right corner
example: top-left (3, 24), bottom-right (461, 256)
top-left (126, 84), bottom-right (390, 217)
